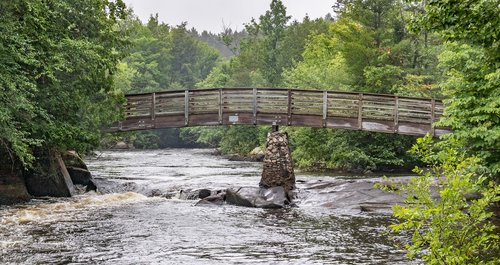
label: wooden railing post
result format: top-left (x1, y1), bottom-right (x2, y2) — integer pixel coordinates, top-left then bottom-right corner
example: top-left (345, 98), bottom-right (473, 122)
top-left (184, 90), bottom-right (189, 126)
top-left (218, 88), bottom-right (223, 124)
top-left (151, 92), bottom-right (156, 121)
top-left (287, 89), bottom-right (292, 126)
top-left (322, 91), bottom-right (328, 127)
top-left (393, 96), bottom-right (399, 133)
top-left (358, 93), bottom-right (363, 129)
top-left (252, 88), bottom-right (257, 125)
top-left (431, 99), bottom-right (436, 136)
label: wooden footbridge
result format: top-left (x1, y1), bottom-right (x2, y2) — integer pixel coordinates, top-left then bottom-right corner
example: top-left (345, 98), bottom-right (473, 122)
top-left (108, 88), bottom-right (450, 136)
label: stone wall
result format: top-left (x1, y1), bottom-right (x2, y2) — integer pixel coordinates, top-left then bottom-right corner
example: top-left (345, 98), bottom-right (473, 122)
top-left (260, 131), bottom-right (295, 192)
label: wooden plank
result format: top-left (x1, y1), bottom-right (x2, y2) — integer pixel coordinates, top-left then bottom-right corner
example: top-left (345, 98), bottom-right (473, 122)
top-left (218, 89), bottom-right (223, 124)
top-left (222, 113), bottom-right (254, 125)
top-left (256, 113), bottom-right (288, 126)
top-left (290, 115), bottom-right (323, 128)
top-left (154, 115), bottom-right (185, 128)
top-left (253, 88), bottom-right (257, 125)
top-left (323, 91), bottom-right (328, 127)
top-left (325, 117), bottom-right (359, 129)
top-left (287, 89), bottom-right (292, 125)
top-left (398, 123), bottom-right (431, 136)
top-left (362, 120), bottom-right (395, 134)
top-left (431, 99), bottom-right (436, 136)
top-left (394, 96), bottom-right (399, 133)
top-left (189, 114), bottom-right (220, 126)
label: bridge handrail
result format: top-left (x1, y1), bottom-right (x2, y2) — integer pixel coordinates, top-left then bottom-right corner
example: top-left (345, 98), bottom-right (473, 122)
top-left (117, 87), bottom-right (449, 136)
top-left (125, 87), bottom-right (440, 101)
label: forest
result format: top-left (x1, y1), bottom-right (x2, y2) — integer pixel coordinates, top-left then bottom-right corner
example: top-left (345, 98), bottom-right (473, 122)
top-left (0, 0), bottom-right (498, 263)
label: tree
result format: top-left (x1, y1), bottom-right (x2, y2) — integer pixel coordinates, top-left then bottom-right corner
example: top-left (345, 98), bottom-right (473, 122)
top-left (401, 0), bottom-right (500, 174)
top-left (385, 2), bottom-right (500, 263)
top-left (244, 0), bottom-right (291, 86)
top-left (0, 0), bottom-right (128, 167)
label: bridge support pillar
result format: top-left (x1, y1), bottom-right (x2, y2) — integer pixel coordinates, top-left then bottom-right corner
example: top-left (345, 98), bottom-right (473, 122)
top-left (260, 131), bottom-right (296, 197)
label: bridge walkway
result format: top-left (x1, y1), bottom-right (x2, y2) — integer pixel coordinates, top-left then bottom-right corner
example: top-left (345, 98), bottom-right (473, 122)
top-left (109, 88), bottom-right (450, 136)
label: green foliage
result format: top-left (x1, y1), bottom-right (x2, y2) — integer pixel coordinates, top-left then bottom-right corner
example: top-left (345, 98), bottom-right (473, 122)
top-left (436, 43), bottom-right (500, 174)
top-left (0, 0), bottom-right (127, 167)
top-left (363, 65), bottom-right (403, 94)
top-left (180, 126), bottom-right (267, 156)
top-left (390, 135), bottom-right (500, 264)
top-left (282, 28), bottom-right (353, 90)
top-left (244, 0), bottom-right (291, 86)
top-left (118, 17), bottom-right (220, 93)
top-left (219, 126), bottom-right (267, 156)
top-left (195, 62), bottom-right (231, 88)
top-left (131, 132), bottom-right (160, 149)
top-left (288, 128), bottom-right (418, 172)
top-left (180, 127), bottom-right (226, 148)
top-left (406, 0), bottom-right (500, 174)
top-left (409, 0), bottom-right (500, 54)
top-left (277, 17), bottom-right (330, 71)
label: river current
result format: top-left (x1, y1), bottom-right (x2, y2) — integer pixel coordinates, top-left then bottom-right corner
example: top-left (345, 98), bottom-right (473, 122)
top-left (0, 149), bottom-right (415, 264)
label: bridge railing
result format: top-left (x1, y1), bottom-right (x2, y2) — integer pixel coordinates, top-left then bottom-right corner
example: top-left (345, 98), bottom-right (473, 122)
top-left (116, 88), bottom-right (450, 136)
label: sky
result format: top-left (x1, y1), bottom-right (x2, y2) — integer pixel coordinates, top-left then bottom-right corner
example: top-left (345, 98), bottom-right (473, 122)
top-left (123, 0), bottom-right (334, 33)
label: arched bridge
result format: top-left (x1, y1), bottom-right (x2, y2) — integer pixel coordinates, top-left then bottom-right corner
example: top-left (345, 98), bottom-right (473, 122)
top-left (108, 88), bottom-right (451, 136)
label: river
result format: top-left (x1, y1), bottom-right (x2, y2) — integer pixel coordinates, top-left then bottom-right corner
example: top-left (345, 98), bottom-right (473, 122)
top-left (0, 149), bottom-right (415, 264)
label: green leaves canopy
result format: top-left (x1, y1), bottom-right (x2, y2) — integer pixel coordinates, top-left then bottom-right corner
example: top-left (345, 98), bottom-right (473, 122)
top-left (408, 0), bottom-right (500, 174)
top-left (0, 0), bottom-right (127, 166)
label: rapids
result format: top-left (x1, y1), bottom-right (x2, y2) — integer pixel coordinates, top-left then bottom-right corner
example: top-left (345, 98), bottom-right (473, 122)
top-left (0, 149), bottom-right (415, 264)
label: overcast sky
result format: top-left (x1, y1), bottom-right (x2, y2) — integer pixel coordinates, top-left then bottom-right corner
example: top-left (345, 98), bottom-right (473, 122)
top-left (123, 0), bottom-right (334, 33)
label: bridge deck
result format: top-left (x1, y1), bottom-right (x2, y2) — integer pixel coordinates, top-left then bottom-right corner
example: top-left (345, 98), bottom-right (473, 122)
top-left (108, 88), bottom-right (451, 136)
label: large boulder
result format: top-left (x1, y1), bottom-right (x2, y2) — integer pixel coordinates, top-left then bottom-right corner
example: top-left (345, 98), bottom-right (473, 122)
top-left (63, 151), bottom-right (97, 192)
top-left (178, 189), bottom-right (215, 200)
top-left (66, 167), bottom-right (97, 192)
top-left (0, 167), bottom-right (31, 204)
top-left (113, 141), bottom-right (132, 149)
top-left (195, 193), bottom-right (225, 206)
top-left (249, 146), bottom-right (265, 161)
top-left (62, 151), bottom-right (88, 170)
top-left (225, 186), bottom-right (289, 208)
top-left (24, 150), bottom-right (75, 197)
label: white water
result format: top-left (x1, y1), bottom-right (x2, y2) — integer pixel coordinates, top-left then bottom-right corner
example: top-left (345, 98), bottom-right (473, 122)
top-left (0, 149), bottom-right (415, 264)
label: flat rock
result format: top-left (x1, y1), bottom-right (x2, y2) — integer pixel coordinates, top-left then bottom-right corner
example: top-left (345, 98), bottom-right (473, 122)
top-left (297, 178), bottom-right (407, 214)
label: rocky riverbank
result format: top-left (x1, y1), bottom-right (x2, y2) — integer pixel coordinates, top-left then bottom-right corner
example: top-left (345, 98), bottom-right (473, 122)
top-left (0, 151), bottom-right (97, 205)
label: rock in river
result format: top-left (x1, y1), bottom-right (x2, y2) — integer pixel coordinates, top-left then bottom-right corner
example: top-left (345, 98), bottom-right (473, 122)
top-left (225, 186), bottom-right (289, 209)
